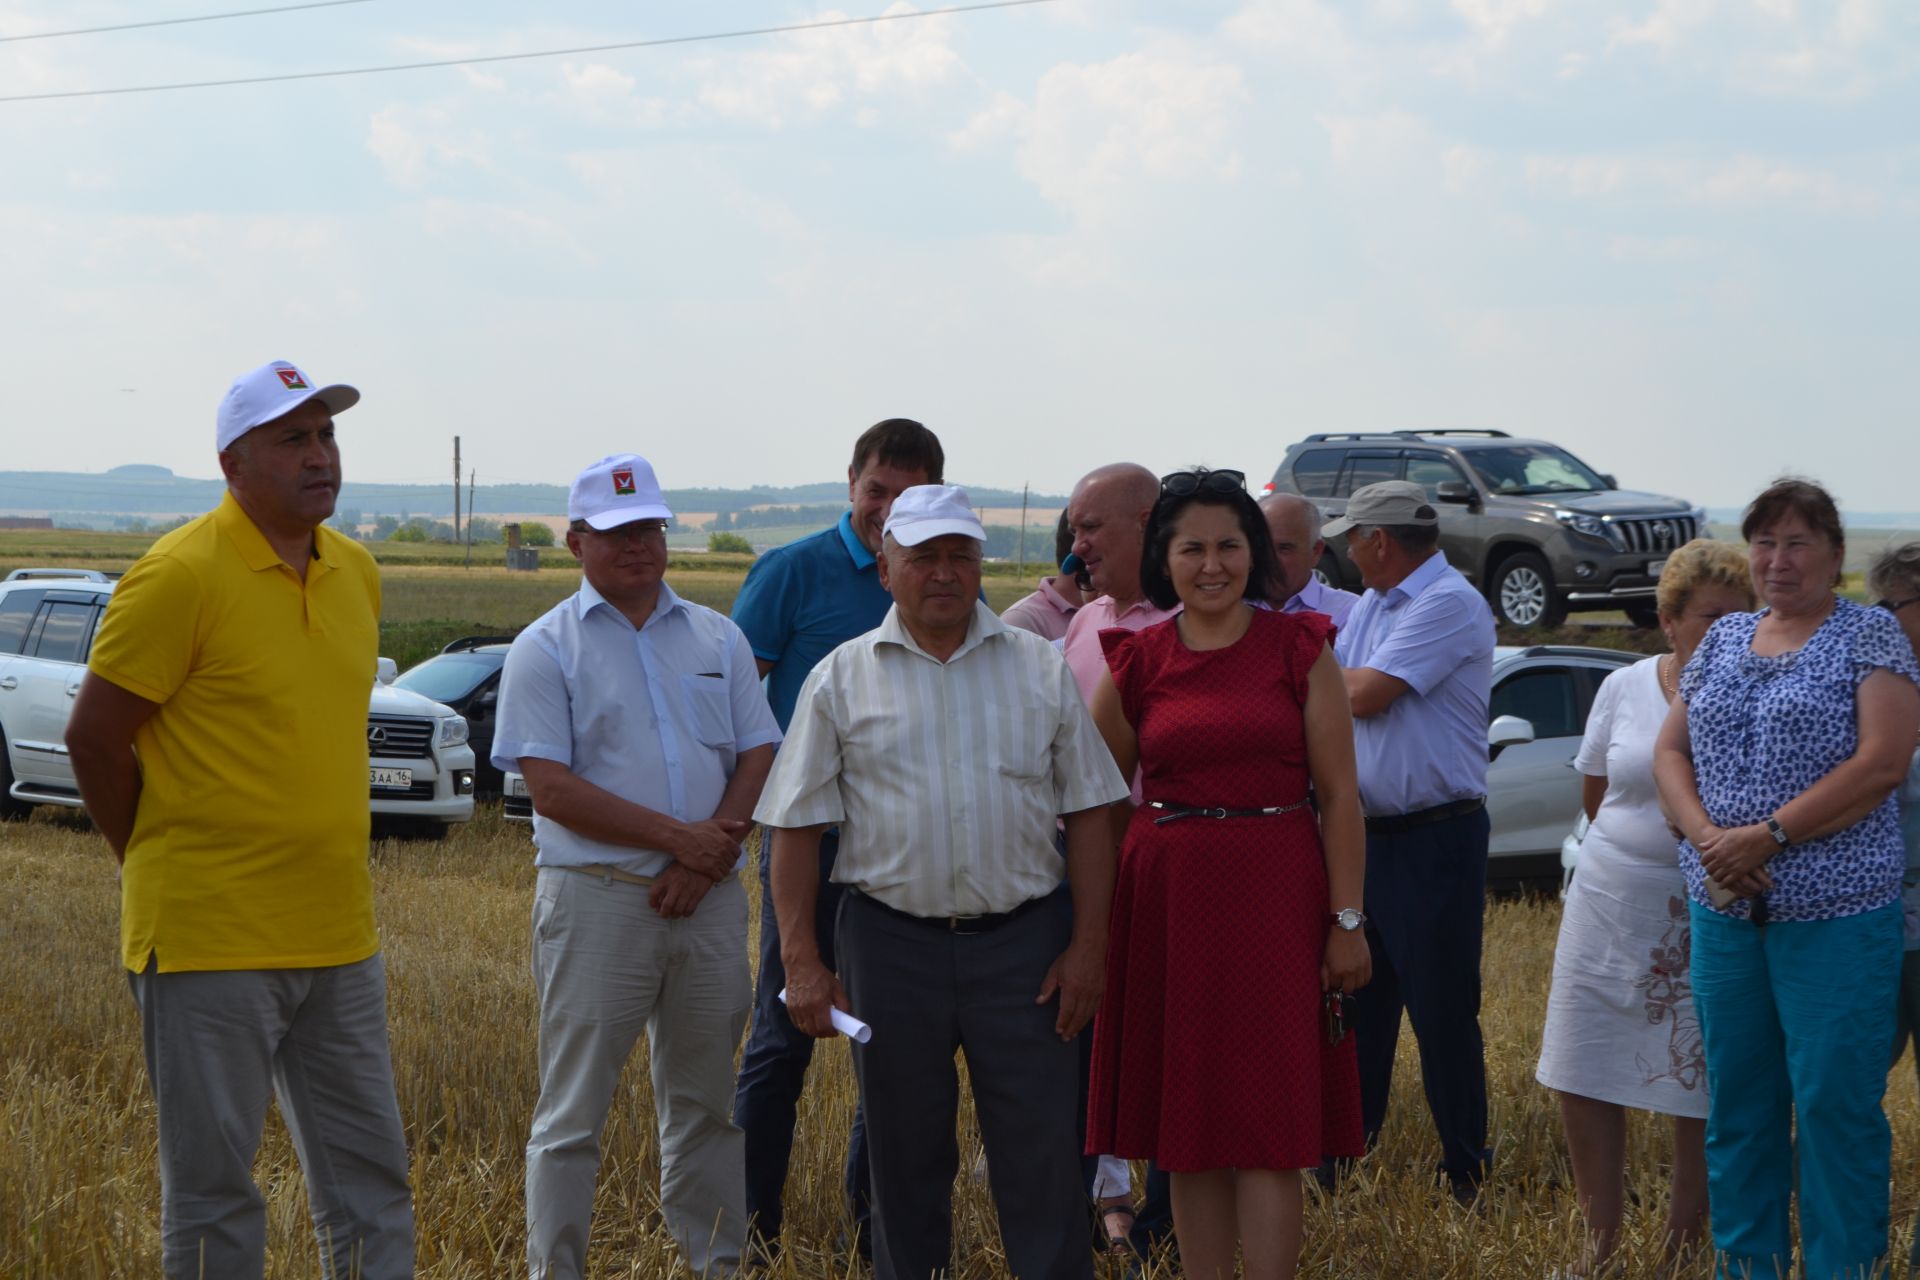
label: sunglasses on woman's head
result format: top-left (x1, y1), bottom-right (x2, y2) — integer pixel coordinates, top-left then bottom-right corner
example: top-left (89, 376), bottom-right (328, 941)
top-left (1160, 469), bottom-right (1246, 497)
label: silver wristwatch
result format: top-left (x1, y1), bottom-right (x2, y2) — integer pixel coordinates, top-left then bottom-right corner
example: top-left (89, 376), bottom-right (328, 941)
top-left (1331, 908), bottom-right (1366, 932)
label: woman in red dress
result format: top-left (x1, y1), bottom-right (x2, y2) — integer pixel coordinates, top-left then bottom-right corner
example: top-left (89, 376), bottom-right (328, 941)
top-left (1085, 468), bottom-right (1370, 1280)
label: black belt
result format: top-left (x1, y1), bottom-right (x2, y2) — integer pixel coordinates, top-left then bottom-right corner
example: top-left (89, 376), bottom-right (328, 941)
top-left (1147, 800), bottom-right (1309, 825)
top-left (1364, 796), bottom-right (1484, 835)
top-left (853, 889), bottom-right (1051, 936)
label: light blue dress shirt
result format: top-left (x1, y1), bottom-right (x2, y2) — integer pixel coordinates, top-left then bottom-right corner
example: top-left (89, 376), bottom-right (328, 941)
top-left (1283, 576), bottom-right (1360, 629)
top-left (492, 578), bottom-right (783, 877)
top-left (1334, 551), bottom-right (1496, 817)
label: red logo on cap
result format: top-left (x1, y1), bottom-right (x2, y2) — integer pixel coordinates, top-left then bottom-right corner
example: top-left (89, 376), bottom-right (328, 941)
top-left (611, 469), bottom-right (636, 495)
top-left (275, 367), bottom-right (309, 390)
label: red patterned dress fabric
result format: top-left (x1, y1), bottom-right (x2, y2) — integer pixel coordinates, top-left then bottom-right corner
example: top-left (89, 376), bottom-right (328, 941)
top-left (1085, 607), bottom-right (1363, 1171)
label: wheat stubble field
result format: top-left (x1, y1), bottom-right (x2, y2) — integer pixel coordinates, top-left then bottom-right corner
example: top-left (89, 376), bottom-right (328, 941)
top-left (5, 536), bottom-right (1919, 1276)
top-left (11, 806), bottom-right (1920, 1279)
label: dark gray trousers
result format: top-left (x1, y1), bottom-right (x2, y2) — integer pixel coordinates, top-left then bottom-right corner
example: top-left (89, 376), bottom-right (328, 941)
top-left (838, 890), bottom-right (1093, 1280)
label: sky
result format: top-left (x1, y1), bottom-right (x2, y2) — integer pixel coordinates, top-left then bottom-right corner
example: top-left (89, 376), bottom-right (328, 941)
top-left (1, 0), bottom-right (1916, 510)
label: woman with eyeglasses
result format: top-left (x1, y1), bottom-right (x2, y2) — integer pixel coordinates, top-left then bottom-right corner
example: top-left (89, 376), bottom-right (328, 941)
top-left (1653, 480), bottom-right (1920, 1279)
top-left (1869, 538), bottom-right (1920, 1275)
top-left (1084, 467), bottom-right (1369, 1280)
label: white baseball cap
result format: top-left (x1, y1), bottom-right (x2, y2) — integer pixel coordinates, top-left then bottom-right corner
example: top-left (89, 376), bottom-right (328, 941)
top-left (568, 453), bottom-right (674, 530)
top-left (216, 360), bottom-right (360, 452)
top-left (882, 484), bottom-right (985, 546)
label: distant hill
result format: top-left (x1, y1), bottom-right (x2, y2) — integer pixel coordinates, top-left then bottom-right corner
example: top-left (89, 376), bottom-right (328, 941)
top-left (0, 467), bottom-right (1067, 524)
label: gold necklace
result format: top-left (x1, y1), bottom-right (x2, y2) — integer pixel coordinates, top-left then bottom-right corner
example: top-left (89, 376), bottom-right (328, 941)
top-left (1659, 654), bottom-right (1678, 699)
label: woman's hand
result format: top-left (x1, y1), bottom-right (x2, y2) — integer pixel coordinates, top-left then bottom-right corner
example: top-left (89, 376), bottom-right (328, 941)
top-left (1698, 823), bottom-right (1776, 898)
top-left (1322, 928), bottom-right (1371, 995)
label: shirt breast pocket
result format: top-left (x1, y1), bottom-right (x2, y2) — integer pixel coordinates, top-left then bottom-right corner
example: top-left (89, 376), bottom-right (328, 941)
top-left (679, 674), bottom-right (735, 750)
top-left (985, 700), bottom-right (1052, 783)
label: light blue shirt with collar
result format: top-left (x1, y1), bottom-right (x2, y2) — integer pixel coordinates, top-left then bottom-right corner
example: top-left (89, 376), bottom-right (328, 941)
top-left (1283, 575), bottom-right (1360, 629)
top-left (1334, 550), bottom-right (1495, 818)
top-left (492, 577), bottom-right (783, 877)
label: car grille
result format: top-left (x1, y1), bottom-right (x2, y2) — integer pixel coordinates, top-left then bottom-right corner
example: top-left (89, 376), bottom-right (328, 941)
top-left (371, 780), bottom-right (438, 801)
top-left (504, 794), bottom-right (534, 819)
top-left (367, 715), bottom-right (434, 759)
top-left (1607, 515), bottom-right (1698, 555)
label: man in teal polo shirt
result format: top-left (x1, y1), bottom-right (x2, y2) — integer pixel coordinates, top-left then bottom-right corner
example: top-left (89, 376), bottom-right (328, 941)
top-left (731, 418), bottom-right (945, 1259)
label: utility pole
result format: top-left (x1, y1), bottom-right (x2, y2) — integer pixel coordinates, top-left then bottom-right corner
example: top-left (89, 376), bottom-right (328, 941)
top-left (465, 468), bottom-right (476, 569)
top-left (1017, 483), bottom-right (1029, 576)
top-left (452, 436), bottom-right (462, 548)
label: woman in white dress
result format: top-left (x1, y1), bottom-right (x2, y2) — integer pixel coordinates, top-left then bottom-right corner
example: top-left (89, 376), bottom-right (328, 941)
top-left (1537, 539), bottom-right (1754, 1273)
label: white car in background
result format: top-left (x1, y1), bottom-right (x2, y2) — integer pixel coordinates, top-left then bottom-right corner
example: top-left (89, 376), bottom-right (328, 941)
top-left (0, 571), bottom-right (474, 834)
top-left (1484, 643), bottom-right (1641, 890)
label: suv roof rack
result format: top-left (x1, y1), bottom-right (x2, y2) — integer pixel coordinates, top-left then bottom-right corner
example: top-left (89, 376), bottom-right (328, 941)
top-left (441, 635), bottom-right (517, 653)
top-left (4, 567), bottom-right (113, 582)
top-left (1300, 429), bottom-right (1512, 443)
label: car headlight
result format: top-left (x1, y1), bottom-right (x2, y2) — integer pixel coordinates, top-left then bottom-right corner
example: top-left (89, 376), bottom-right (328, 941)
top-left (1690, 506), bottom-right (1710, 535)
top-left (437, 715), bottom-right (469, 748)
top-left (1553, 509), bottom-right (1612, 542)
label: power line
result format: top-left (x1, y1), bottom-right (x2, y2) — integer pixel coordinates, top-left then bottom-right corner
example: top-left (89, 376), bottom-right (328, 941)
top-left (0, 0), bottom-right (378, 44)
top-left (0, 0), bottom-right (1056, 103)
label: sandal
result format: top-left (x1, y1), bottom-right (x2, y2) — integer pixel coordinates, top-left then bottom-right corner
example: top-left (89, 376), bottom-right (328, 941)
top-left (1098, 1203), bottom-right (1136, 1256)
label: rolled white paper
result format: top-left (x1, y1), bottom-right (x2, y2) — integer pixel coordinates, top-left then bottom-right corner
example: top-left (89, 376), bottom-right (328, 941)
top-left (777, 988), bottom-right (873, 1043)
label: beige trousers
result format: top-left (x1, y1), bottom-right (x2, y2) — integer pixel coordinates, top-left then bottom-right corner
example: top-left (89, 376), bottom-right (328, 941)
top-left (525, 867), bottom-right (751, 1279)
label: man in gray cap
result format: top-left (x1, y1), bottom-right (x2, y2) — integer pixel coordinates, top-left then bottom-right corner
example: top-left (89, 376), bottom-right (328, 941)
top-left (67, 359), bottom-right (415, 1279)
top-left (1322, 480), bottom-right (1496, 1202)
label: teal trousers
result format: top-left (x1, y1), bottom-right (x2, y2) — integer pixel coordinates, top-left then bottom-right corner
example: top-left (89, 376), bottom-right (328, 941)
top-left (1690, 900), bottom-right (1902, 1280)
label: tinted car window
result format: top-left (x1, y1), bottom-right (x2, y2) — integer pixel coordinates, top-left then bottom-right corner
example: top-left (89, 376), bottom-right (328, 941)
top-left (1463, 445), bottom-right (1606, 495)
top-left (1291, 450), bottom-right (1342, 498)
top-left (29, 601), bottom-right (97, 665)
top-left (1404, 452), bottom-right (1467, 497)
top-left (1335, 453), bottom-right (1400, 498)
top-left (0, 589), bottom-right (47, 655)
top-left (1490, 666), bottom-right (1581, 739)
top-left (394, 652), bottom-right (504, 704)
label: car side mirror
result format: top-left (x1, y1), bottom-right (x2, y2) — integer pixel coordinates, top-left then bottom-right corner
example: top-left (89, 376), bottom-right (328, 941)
top-left (375, 657), bottom-right (398, 686)
top-left (473, 689), bottom-right (498, 714)
top-left (1487, 714), bottom-right (1534, 761)
top-left (1599, 473), bottom-right (1618, 490)
top-left (1434, 480), bottom-right (1476, 505)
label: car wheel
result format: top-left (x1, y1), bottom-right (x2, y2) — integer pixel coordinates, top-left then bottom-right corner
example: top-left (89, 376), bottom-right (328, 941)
top-left (1490, 551), bottom-right (1566, 630)
top-left (1624, 601), bottom-right (1660, 630)
top-left (1313, 552), bottom-right (1342, 591)
top-left (0, 731), bottom-right (31, 821)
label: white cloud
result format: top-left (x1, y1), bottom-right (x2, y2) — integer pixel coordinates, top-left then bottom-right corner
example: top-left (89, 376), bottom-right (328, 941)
top-left (366, 104), bottom-right (496, 188)
top-left (689, 3), bottom-right (966, 129)
top-left (1450, 0), bottom-right (1556, 46)
top-left (1525, 151), bottom-right (1887, 213)
top-left (955, 51), bottom-right (1249, 220)
top-left (1318, 110), bottom-right (1434, 179)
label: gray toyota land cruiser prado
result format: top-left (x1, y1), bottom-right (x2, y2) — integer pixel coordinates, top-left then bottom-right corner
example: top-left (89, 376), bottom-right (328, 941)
top-left (1264, 430), bottom-right (1706, 629)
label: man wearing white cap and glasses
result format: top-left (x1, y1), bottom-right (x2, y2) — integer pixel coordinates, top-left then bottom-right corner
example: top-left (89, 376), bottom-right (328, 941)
top-left (492, 453), bottom-right (782, 1278)
top-left (67, 360), bottom-right (415, 1279)
top-left (756, 484), bottom-right (1130, 1280)
top-left (1322, 479), bottom-right (1497, 1203)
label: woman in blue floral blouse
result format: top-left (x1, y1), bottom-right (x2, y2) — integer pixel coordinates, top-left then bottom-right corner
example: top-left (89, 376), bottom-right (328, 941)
top-left (1654, 479), bottom-right (1920, 1280)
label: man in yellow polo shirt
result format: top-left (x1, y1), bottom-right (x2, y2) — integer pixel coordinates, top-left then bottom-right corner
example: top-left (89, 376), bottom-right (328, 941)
top-left (66, 359), bottom-right (415, 1280)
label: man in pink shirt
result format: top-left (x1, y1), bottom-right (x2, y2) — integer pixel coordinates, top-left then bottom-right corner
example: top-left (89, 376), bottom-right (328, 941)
top-left (1057, 461), bottom-right (1176, 1259)
top-left (1002, 511), bottom-right (1091, 643)
top-left (1061, 465), bottom-right (1178, 716)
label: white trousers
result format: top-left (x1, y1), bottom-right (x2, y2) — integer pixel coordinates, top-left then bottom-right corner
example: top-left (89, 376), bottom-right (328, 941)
top-left (525, 868), bottom-right (751, 1279)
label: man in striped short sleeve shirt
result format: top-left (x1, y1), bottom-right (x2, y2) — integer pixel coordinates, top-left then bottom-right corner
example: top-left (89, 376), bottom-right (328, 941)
top-left (756, 484), bottom-right (1130, 1280)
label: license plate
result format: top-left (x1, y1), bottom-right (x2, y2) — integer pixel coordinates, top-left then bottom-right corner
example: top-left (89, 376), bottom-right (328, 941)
top-left (370, 767), bottom-right (413, 790)
top-left (1648, 558), bottom-right (1666, 578)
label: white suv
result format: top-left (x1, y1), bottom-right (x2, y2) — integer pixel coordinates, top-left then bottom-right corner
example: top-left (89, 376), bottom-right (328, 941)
top-left (0, 571), bottom-right (476, 832)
